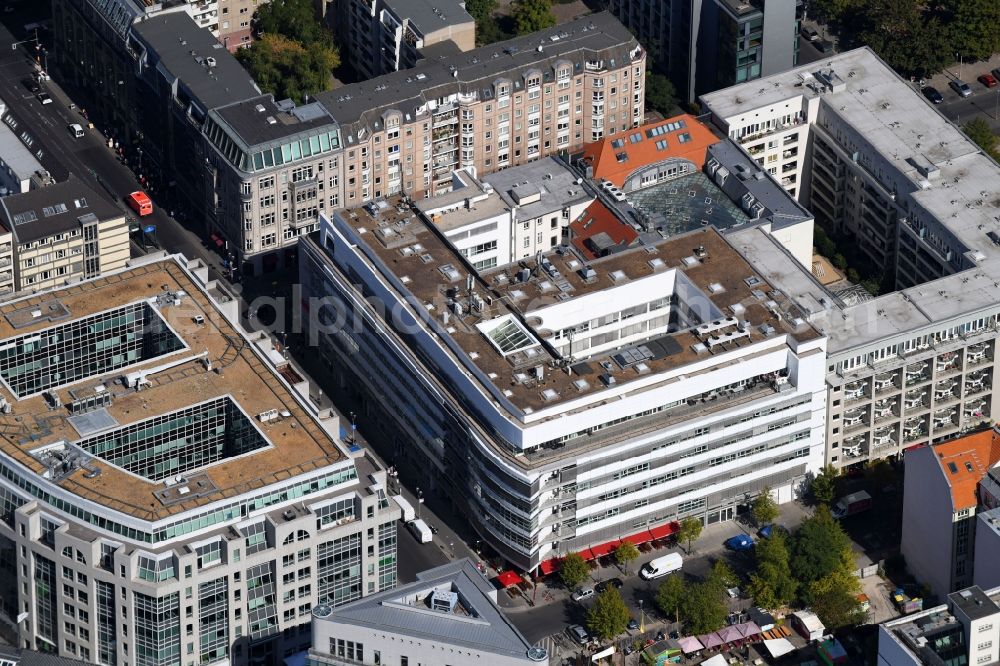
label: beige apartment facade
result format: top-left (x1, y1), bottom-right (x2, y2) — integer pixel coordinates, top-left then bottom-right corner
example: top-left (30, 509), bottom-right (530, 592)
top-left (0, 178), bottom-right (129, 294)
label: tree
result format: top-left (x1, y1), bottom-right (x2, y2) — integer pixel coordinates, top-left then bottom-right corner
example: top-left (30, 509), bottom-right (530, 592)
top-left (236, 35), bottom-right (338, 103)
top-left (811, 464), bottom-right (838, 506)
top-left (856, 0), bottom-right (951, 78)
top-left (644, 71), bottom-right (677, 116)
top-left (511, 0), bottom-right (555, 35)
top-left (945, 0), bottom-right (1000, 61)
top-left (791, 506), bottom-right (855, 601)
top-left (707, 560), bottom-right (738, 592)
top-left (683, 581), bottom-right (727, 634)
top-left (677, 517), bottom-right (703, 554)
top-left (964, 118), bottom-right (1000, 161)
top-left (615, 541), bottom-right (640, 573)
top-left (253, 0), bottom-right (329, 46)
top-left (586, 588), bottom-right (631, 640)
top-left (751, 487), bottom-right (780, 527)
top-left (809, 569), bottom-right (866, 630)
top-left (746, 533), bottom-right (797, 609)
top-left (559, 551), bottom-right (590, 589)
top-left (466, 0), bottom-right (510, 45)
top-left (655, 575), bottom-right (686, 624)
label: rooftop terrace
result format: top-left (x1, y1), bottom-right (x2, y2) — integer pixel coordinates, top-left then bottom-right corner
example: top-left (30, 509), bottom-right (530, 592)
top-left (0, 260), bottom-right (343, 522)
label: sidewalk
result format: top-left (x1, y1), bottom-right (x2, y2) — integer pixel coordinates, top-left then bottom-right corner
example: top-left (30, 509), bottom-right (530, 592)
top-left (925, 53), bottom-right (1000, 90)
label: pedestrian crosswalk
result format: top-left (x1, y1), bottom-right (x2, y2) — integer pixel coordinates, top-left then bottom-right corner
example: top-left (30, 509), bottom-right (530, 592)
top-left (533, 634), bottom-right (564, 661)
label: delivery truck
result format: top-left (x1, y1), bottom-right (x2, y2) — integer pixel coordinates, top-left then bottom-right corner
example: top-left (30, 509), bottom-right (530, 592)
top-left (407, 519), bottom-right (433, 544)
top-left (831, 490), bottom-right (872, 518)
top-left (392, 495), bottom-right (416, 522)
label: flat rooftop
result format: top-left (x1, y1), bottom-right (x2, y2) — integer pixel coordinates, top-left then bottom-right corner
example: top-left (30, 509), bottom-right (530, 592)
top-left (703, 47), bottom-right (1000, 355)
top-left (385, 0), bottom-right (473, 32)
top-left (0, 260), bottom-right (343, 521)
top-left (415, 171), bottom-right (511, 233)
top-left (482, 157), bottom-right (592, 222)
top-left (337, 195), bottom-right (820, 415)
top-left (0, 177), bottom-right (121, 244)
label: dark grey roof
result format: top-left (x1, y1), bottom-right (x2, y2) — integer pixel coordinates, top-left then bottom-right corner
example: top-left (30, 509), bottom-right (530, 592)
top-left (384, 0), bottom-right (473, 35)
top-left (132, 14), bottom-right (260, 113)
top-left (706, 140), bottom-right (812, 229)
top-left (317, 558), bottom-right (537, 659)
top-left (0, 177), bottom-right (123, 244)
top-left (0, 645), bottom-right (93, 666)
top-left (212, 96), bottom-right (339, 150)
top-left (949, 586), bottom-right (1000, 621)
top-left (316, 12), bottom-right (640, 141)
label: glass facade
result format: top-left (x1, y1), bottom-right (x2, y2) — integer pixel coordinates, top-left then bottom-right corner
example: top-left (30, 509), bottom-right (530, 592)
top-left (134, 592), bottom-right (180, 666)
top-left (246, 562), bottom-right (278, 641)
top-left (204, 116), bottom-right (341, 174)
top-left (198, 577), bottom-right (229, 663)
top-left (0, 302), bottom-right (184, 398)
top-left (34, 553), bottom-right (57, 650)
top-left (78, 396), bottom-right (269, 481)
top-left (377, 522), bottom-right (396, 591)
top-left (316, 533), bottom-right (361, 606)
top-left (96, 580), bottom-right (117, 666)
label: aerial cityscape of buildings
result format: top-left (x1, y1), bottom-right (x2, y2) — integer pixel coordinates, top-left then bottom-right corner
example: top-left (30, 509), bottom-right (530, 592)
top-left (0, 0), bottom-right (998, 662)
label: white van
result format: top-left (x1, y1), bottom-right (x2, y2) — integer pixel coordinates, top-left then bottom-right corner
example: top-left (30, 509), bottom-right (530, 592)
top-left (68, 123), bottom-right (84, 138)
top-left (406, 518), bottom-right (433, 544)
top-left (392, 495), bottom-right (416, 522)
top-left (639, 553), bottom-right (683, 580)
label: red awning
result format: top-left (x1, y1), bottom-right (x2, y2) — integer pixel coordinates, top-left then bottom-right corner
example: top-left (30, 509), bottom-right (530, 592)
top-left (621, 530), bottom-right (653, 546)
top-left (648, 521), bottom-right (680, 540)
top-left (496, 571), bottom-right (523, 588)
top-left (588, 539), bottom-right (622, 559)
top-left (538, 557), bottom-right (562, 576)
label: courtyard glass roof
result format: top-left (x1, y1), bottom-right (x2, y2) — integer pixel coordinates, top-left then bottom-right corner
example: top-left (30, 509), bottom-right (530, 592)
top-left (626, 171), bottom-right (750, 237)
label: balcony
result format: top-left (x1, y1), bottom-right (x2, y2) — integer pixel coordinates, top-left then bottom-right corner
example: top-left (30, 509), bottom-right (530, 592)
top-left (936, 351), bottom-right (960, 373)
top-left (903, 389), bottom-right (927, 410)
top-left (873, 398), bottom-right (897, 420)
top-left (844, 380), bottom-right (867, 401)
top-left (905, 363), bottom-right (931, 386)
top-left (967, 343), bottom-right (990, 365)
top-left (874, 372), bottom-right (899, 393)
top-left (737, 115), bottom-right (806, 144)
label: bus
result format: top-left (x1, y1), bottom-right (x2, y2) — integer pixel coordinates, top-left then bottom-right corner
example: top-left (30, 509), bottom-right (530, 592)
top-left (127, 191), bottom-right (153, 217)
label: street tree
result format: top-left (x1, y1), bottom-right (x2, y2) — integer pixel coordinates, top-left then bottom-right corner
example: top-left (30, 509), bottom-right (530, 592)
top-left (791, 506), bottom-right (855, 601)
top-left (586, 588), bottom-right (631, 640)
top-left (707, 560), bottom-right (738, 592)
top-left (945, 0), bottom-right (1000, 61)
top-left (751, 487), bottom-right (780, 527)
top-left (615, 541), bottom-right (640, 573)
top-left (559, 551), bottom-right (590, 590)
top-left (677, 517), bottom-right (703, 554)
top-left (809, 569), bottom-right (866, 630)
top-left (511, 0), bottom-right (555, 35)
top-left (746, 533), bottom-right (797, 609)
top-left (655, 574), bottom-right (686, 624)
top-left (644, 71), bottom-right (677, 116)
top-left (683, 581), bottom-right (727, 634)
top-left (964, 118), bottom-right (1000, 162)
top-left (811, 464), bottom-right (838, 505)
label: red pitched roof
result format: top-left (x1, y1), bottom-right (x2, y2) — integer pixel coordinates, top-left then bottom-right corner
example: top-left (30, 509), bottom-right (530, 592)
top-left (579, 113), bottom-right (720, 188)
top-left (569, 200), bottom-right (638, 260)
top-left (931, 429), bottom-right (1000, 511)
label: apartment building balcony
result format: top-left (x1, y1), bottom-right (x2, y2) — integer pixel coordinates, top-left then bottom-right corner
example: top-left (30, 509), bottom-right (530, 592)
top-left (934, 378), bottom-right (959, 400)
top-left (905, 362), bottom-right (931, 386)
top-left (747, 144), bottom-right (764, 157)
top-left (873, 398), bottom-right (897, 421)
top-left (783, 133), bottom-right (799, 146)
top-left (844, 380), bottom-right (868, 401)
top-left (874, 371), bottom-right (899, 394)
top-left (737, 115), bottom-right (806, 144)
top-left (903, 420), bottom-right (927, 442)
top-left (964, 398), bottom-right (988, 421)
top-left (967, 343), bottom-right (991, 365)
top-left (965, 375), bottom-right (991, 395)
top-left (842, 441), bottom-right (868, 459)
top-left (0, 257), bottom-right (11, 270)
top-left (935, 351), bottom-right (961, 374)
top-left (872, 428), bottom-right (896, 449)
top-left (782, 147), bottom-right (799, 160)
top-left (932, 407), bottom-right (958, 429)
top-left (903, 389), bottom-right (928, 411)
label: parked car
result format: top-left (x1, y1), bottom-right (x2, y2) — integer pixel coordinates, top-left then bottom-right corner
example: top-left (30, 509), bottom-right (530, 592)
top-left (568, 624), bottom-right (590, 645)
top-left (979, 73), bottom-right (998, 88)
top-left (992, 68), bottom-right (1000, 83)
top-left (800, 27), bottom-right (819, 42)
top-left (813, 39), bottom-right (834, 53)
top-left (36, 91), bottom-right (51, 105)
top-left (571, 587), bottom-right (595, 602)
top-left (725, 534), bottom-right (755, 552)
top-left (22, 78), bottom-right (39, 94)
top-left (628, 618), bottom-right (640, 631)
top-left (922, 86), bottom-right (944, 104)
top-left (950, 80), bottom-right (973, 97)
top-left (595, 578), bottom-right (624, 593)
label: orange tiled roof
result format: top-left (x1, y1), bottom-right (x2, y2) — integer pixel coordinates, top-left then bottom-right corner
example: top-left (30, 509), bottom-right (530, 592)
top-left (568, 200), bottom-right (638, 260)
top-left (932, 429), bottom-right (1000, 511)
top-left (579, 114), bottom-right (720, 188)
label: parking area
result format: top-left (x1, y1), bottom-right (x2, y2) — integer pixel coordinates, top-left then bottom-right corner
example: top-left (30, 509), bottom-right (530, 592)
top-left (912, 54), bottom-right (1000, 133)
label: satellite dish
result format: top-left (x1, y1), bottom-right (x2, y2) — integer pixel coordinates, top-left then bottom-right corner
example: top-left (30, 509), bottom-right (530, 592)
top-left (527, 647), bottom-right (547, 662)
top-left (312, 604), bottom-right (333, 618)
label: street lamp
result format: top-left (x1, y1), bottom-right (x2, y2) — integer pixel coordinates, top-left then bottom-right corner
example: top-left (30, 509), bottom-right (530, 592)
top-left (416, 487), bottom-right (423, 519)
top-left (349, 411), bottom-right (356, 444)
top-left (957, 53), bottom-right (964, 81)
top-left (639, 599), bottom-right (645, 633)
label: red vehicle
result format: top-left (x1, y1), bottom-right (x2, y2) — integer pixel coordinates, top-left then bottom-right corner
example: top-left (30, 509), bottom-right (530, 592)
top-left (126, 191), bottom-right (153, 217)
top-left (978, 73), bottom-right (998, 88)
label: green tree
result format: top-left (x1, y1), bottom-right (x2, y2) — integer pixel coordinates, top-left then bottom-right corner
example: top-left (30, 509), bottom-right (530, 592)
top-left (809, 0), bottom-right (865, 23)
top-left (559, 552), bottom-right (590, 589)
top-left (856, 0), bottom-right (951, 78)
top-left (811, 464), bottom-right (838, 505)
top-left (751, 487), bottom-right (780, 527)
top-left (791, 506), bottom-right (855, 601)
top-left (236, 34), bottom-right (338, 103)
top-left (644, 71), bottom-right (677, 116)
top-left (677, 517), bottom-right (703, 554)
top-left (683, 581), bottom-right (727, 634)
top-left (814, 225), bottom-right (837, 258)
top-left (586, 588), bottom-right (631, 640)
top-left (832, 253), bottom-right (848, 270)
top-left (615, 541), bottom-right (640, 573)
top-left (511, 0), bottom-right (555, 35)
top-left (945, 0), bottom-right (1000, 61)
top-left (809, 569), bottom-right (866, 630)
top-left (254, 0), bottom-right (330, 46)
top-left (655, 575), bottom-right (686, 624)
top-left (746, 533), bottom-right (797, 609)
top-left (964, 118), bottom-right (1000, 161)
top-left (466, 0), bottom-right (510, 45)
top-left (707, 560), bottom-right (738, 592)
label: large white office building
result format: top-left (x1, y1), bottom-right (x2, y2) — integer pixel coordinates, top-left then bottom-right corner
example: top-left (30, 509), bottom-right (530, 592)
top-left (0, 255), bottom-right (398, 666)
top-left (702, 47), bottom-right (1000, 470)
top-left (300, 166), bottom-right (828, 570)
